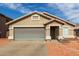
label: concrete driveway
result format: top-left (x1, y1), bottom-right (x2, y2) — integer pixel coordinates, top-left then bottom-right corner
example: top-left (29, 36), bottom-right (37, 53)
top-left (0, 41), bottom-right (47, 56)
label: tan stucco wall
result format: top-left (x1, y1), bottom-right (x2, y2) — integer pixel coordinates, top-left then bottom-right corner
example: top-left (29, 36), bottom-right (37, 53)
top-left (56, 18), bottom-right (75, 38)
top-left (10, 14), bottom-right (52, 27)
top-left (62, 24), bottom-right (75, 38)
top-left (8, 13), bottom-right (75, 40)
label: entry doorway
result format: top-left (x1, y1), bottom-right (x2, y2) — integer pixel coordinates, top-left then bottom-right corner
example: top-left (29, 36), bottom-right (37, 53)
top-left (50, 26), bottom-right (59, 39)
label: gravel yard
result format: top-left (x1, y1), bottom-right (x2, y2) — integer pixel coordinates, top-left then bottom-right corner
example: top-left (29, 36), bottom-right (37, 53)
top-left (47, 40), bottom-right (79, 56)
top-left (0, 38), bottom-right (79, 56)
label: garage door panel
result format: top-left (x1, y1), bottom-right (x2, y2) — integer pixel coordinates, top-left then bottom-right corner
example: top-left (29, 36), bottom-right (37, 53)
top-left (14, 27), bottom-right (44, 40)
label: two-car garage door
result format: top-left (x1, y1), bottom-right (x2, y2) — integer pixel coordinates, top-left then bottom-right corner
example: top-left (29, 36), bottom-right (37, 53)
top-left (14, 27), bottom-right (45, 40)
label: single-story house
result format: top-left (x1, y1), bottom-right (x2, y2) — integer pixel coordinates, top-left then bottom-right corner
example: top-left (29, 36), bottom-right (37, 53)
top-left (0, 13), bottom-right (12, 38)
top-left (6, 12), bottom-right (76, 40)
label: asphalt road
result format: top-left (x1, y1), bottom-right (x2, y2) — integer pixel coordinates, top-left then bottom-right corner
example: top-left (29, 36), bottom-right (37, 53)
top-left (0, 41), bottom-right (47, 56)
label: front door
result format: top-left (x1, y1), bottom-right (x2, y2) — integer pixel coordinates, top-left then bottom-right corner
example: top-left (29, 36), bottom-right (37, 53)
top-left (50, 26), bottom-right (59, 39)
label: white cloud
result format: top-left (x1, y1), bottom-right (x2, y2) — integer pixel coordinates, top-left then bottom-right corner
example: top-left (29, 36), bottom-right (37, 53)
top-left (48, 3), bottom-right (79, 23)
top-left (47, 3), bottom-right (56, 7)
top-left (19, 7), bottom-right (31, 13)
top-left (0, 3), bottom-right (32, 13)
top-left (56, 3), bottom-right (79, 23)
top-left (3, 3), bottom-right (22, 9)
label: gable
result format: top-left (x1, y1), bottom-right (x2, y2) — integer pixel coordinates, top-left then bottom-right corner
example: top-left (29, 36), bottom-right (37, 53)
top-left (44, 20), bottom-right (64, 26)
top-left (6, 12), bottom-right (51, 25)
top-left (43, 12), bottom-right (75, 26)
top-left (49, 22), bottom-right (62, 26)
top-left (9, 13), bottom-right (51, 27)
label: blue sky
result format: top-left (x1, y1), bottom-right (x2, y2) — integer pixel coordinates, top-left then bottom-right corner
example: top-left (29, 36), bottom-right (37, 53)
top-left (0, 3), bottom-right (79, 23)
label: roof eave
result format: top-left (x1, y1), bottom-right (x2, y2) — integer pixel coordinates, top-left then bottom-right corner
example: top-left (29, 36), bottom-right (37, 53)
top-left (43, 12), bottom-right (76, 26)
top-left (6, 12), bottom-right (51, 25)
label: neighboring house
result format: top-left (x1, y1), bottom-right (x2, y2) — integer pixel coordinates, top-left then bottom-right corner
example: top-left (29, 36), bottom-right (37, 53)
top-left (6, 12), bottom-right (76, 40)
top-left (0, 14), bottom-right (12, 38)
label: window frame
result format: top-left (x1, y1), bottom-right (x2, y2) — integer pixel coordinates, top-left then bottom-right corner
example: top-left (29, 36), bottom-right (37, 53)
top-left (31, 14), bottom-right (40, 20)
top-left (63, 27), bottom-right (69, 37)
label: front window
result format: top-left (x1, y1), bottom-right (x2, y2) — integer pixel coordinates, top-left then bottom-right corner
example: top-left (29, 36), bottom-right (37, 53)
top-left (31, 15), bottom-right (40, 20)
top-left (63, 27), bottom-right (69, 37)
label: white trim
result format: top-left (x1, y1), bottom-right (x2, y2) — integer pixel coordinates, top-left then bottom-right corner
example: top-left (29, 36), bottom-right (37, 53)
top-left (63, 35), bottom-right (75, 38)
top-left (46, 36), bottom-right (51, 39)
top-left (12, 25), bottom-right (44, 27)
top-left (58, 36), bottom-right (64, 40)
top-left (63, 25), bottom-right (71, 28)
top-left (8, 36), bottom-right (13, 39)
top-left (9, 27), bottom-right (13, 30)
